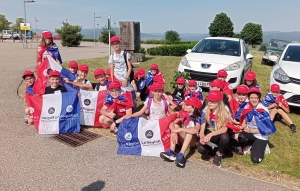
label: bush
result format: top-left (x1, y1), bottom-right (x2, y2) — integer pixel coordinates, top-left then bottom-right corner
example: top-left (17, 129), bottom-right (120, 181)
top-left (82, 38), bottom-right (94, 42)
top-left (99, 28), bottom-right (116, 44)
top-left (139, 48), bottom-right (146, 54)
top-left (259, 43), bottom-right (267, 51)
top-left (165, 30), bottom-right (181, 44)
top-left (147, 43), bottom-right (197, 56)
top-left (141, 40), bottom-right (198, 45)
top-left (170, 71), bottom-right (191, 89)
top-left (55, 22), bottom-right (83, 47)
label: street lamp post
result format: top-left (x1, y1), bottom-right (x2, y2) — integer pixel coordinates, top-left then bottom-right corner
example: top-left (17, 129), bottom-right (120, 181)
top-left (35, 17), bottom-right (38, 42)
top-left (97, 22), bottom-right (100, 43)
top-left (108, 15), bottom-right (111, 55)
top-left (23, 0), bottom-right (35, 45)
top-left (94, 12), bottom-right (101, 46)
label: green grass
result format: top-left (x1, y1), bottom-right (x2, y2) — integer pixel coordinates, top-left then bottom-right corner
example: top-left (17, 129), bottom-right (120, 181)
top-left (62, 50), bottom-right (300, 182)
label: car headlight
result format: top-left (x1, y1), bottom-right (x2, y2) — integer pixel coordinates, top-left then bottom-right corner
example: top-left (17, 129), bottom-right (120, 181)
top-left (180, 56), bottom-right (191, 68)
top-left (224, 61), bottom-right (242, 71)
top-left (273, 67), bottom-right (291, 83)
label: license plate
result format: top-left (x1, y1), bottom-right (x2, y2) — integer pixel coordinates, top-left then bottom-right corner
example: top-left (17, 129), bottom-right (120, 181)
top-left (197, 81), bottom-right (210, 87)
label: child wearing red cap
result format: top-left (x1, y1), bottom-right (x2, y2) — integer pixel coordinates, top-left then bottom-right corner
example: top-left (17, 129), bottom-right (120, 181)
top-left (68, 61), bottom-right (78, 78)
top-left (44, 70), bottom-right (67, 94)
top-left (231, 85), bottom-right (249, 125)
top-left (128, 83), bottom-right (169, 120)
top-left (160, 97), bottom-right (202, 168)
top-left (262, 84), bottom-right (296, 133)
top-left (216, 69), bottom-right (233, 101)
top-left (73, 64), bottom-right (91, 89)
top-left (22, 71), bottom-right (36, 125)
top-left (108, 36), bottom-right (133, 87)
top-left (166, 77), bottom-right (186, 105)
top-left (183, 80), bottom-right (203, 101)
top-left (65, 68), bottom-right (108, 91)
top-left (243, 71), bottom-right (260, 89)
top-left (100, 81), bottom-right (133, 133)
top-left (37, 31), bottom-right (62, 65)
top-left (145, 64), bottom-right (165, 87)
top-left (197, 90), bottom-right (231, 168)
top-left (131, 68), bottom-right (148, 101)
top-left (237, 88), bottom-right (276, 163)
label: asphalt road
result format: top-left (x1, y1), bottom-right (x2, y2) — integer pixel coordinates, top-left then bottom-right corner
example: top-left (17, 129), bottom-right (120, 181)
top-left (0, 41), bottom-right (293, 191)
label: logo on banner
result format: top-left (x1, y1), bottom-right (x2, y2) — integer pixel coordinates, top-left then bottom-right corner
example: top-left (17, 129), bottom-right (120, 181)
top-left (145, 130), bottom-right (153, 139)
top-left (124, 132), bottom-right (132, 141)
top-left (29, 107), bottom-right (35, 114)
top-left (66, 105), bottom-right (73, 112)
top-left (48, 107), bottom-right (55, 114)
top-left (84, 99), bottom-right (91, 106)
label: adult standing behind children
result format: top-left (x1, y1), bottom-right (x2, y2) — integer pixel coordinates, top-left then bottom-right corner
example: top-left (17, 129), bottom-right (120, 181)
top-left (37, 31), bottom-right (62, 65)
top-left (108, 36), bottom-right (133, 87)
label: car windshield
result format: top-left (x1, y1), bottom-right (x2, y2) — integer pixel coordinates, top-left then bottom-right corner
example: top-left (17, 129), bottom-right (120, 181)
top-left (282, 46), bottom-right (300, 62)
top-left (267, 39), bottom-right (290, 52)
top-left (191, 39), bottom-right (241, 56)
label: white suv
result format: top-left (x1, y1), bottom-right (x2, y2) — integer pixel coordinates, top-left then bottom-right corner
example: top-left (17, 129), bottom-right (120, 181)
top-left (178, 37), bottom-right (253, 89)
top-left (270, 43), bottom-right (300, 107)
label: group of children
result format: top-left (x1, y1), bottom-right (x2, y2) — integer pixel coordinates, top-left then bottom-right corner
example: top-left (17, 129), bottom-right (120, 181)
top-left (22, 34), bottom-right (297, 168)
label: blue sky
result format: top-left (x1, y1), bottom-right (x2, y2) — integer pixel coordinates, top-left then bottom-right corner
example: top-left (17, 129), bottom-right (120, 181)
top-left (2, 0), bottom-right (299, 33)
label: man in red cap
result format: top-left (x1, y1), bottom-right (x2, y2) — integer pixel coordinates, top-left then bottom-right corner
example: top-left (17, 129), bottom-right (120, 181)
top-left (108, 36), bottom-right (133, 87)
top-left (262, 84), bottom-right (296, 133)
top-left (45, 70), bottom-right (67, 94)
top-left (22, 70), bottom-right (36, 125)
top-left (68, 61), bottom-right (78, 78)
top-left (65, 68), bottom-right (108, 91)
top-left (131, 68), bottom-right (148, 101)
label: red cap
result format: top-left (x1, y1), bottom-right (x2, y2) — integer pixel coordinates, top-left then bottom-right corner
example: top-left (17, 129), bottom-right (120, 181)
top-left (245, 71), bottom-right (256, 81)
top-left (210, 79), bottom-right (224, 89)
top-left (206, 90), bottom-right (223, 101)
top-left (94, 69), bottom-right (105, 77)
top-left (153, 75), bottom-right (164, 84)
top-left (49, 70), bottom-right (60, 77)
top-left (149, 83), bottom-right (164, 91)
top-left (137, 68), bottom-right (146, 78)
top-left (22, 70), bottom-right (34, 79)
top-left (69, 61), bottom-right (78, 68)
top-left (108, 81), bottom-right (121, 89)
top-left (248, 87), bottom-right (261, 95)
top-left (217, 69), bottom-right (228, 77)
top-left (176, 77), bottom-right (185, 84)
top-left (150, 64), bottom-right (159, 70)
top-left (110, 36), bottom-right (120, 43)
top-left (106, 68), bottom-right (111, 75)
top-left (271, 84), bottom-right (280, 92)
top-left (188, 80), bottom-right (197, 86)
top-left (236, 85), bottom-right (249, 94)
top-left (78, 64), bottom-right (89, 71)
top-left (42, 31), bottom-right (52, 38)
top-left (184, 97), bottom-right (202, 109)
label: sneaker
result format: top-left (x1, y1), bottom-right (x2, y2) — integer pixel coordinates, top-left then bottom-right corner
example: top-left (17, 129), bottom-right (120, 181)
top-left (160, 149), bottom-right (176, 162)
top-left (290, 124), bottom-right (296, 133)
top-left (243, 145), bottom-right (252, 154)
top-left (265, 144), bottom-right (270, 154)
top-left (24, 120), bottom-right (30, 126)
top-left (231, 146), bottom-right (243, 155)
top-left (175, 152), bottom-right (186, 168)
top-left (274, 114), bottom-right (283, 121)
top-left (212, 153), bottom-right (222, 168)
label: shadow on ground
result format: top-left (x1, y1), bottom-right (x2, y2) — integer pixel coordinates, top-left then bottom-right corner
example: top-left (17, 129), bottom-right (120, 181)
top-left (82, 180), bottom-right (105, 191)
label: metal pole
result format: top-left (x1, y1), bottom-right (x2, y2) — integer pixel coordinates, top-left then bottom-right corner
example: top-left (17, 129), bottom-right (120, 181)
top-left (35, 17), bottom-right (37, 42)
top-left (24, 0), bottom-right (27, 45)
top-left (108, 15), bottom-right (111, 56)
top-left (94, 12), bottom-right (95, 46)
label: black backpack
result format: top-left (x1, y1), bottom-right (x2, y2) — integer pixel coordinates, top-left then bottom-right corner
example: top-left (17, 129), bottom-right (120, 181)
top-left (123, 51), bottom-right (134, 82)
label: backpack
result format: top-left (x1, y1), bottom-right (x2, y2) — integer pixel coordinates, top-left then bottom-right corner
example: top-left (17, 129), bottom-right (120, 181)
top-left (123, 51), bottom-right (134, 82)
top-left (147, 97), bottom-right (168, 116)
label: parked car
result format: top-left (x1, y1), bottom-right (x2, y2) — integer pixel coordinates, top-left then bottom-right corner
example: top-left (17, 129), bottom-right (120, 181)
top-left (53, 35), bottom-right (62, 40)
top-left (0, 30), bottom-right (13, 39)
top-left (178, 37), bottom-right (253, 89)
top-left (262, 39), bottom-right (290, 65)
top-left (270, 43), bottom-right (300, 107)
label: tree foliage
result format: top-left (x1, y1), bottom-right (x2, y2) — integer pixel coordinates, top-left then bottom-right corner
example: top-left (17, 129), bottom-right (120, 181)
top-left (0, 14), bottom-right (11, 31)
top-left (11, 18), bottom-right (24, 33)
top-left (240, 22), bottom-right (263, 48)
top-left (233, 33), bottom-right (240, 39)
top-left (99, 27), bottom-right (116, 44)
top-left (208, 12), bottom-right (234, 37)
top-left (165, 30), bottom-right (181, 44)
top-left (55, 22), bottom-right (83, 47)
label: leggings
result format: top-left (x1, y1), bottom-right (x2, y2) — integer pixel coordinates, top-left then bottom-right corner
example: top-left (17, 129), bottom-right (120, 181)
top-left (197, 130), bottom-right (230, 156)
top-left (238, 132), bottom-right (268, 163)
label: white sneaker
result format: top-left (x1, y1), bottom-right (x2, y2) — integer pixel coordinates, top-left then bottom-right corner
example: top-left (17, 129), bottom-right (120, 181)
top-left (265, 144), bottom-right (270, 154)
top-left (243, 146), bottom-right (252, 154)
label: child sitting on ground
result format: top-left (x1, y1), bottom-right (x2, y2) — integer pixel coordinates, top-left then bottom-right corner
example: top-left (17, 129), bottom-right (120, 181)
top-left (68, 61), bottom-right (78, 78)
top-left (262, 84), bottom-right (296, 133)
top-left (231, 85), bottom-right (249, 125)
top-left (216, 70), bottom-right (233, 101)
top-left (243, 71), bottom-right (260, 89)
top-left (65, 68), bottom-right (107, 91)
top-left (73, 64), bottom-right (91, 89)
top-left (131, 68), bottom-right (147, 101)
top-left (183, 80), bottom-right (203, 101)
top-left (22, 70), bottom-right (36, 125)
top-left (165, 77), bottom-right (186, 108)
top-left (145, 63), bottom-right (165, 87)
top-left (44, 70), bottom-right (67, 94)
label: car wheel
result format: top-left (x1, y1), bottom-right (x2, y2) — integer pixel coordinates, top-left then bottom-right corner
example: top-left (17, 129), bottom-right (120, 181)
top-left (261, 59), bottom-right (265, 65)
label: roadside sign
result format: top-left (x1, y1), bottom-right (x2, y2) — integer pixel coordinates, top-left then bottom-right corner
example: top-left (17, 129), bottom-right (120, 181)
top-left (20, 23), bottom-right (31, 30)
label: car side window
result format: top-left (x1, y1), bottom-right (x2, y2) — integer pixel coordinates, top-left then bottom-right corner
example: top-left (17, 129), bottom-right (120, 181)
top-left (242, 42), bottom-right (249, 59)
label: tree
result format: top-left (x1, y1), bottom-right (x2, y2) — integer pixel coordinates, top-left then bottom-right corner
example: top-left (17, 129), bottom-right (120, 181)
top-left (240, 22), bottom-right (263, 48)
top-left (233, 33), bottom-right (240, 39)
top-left (0, 14), bottom-right (11, 31)
top-left (208, 12), bottom-right (234, 37)
top-left (55, 22), bottom-right (83, 47)
top-left (99, 27), bottom-right (116, 44)
top-left (11, 18), bottom-right (24, 33)
top-left (165, 30), bottom-right (181, 44)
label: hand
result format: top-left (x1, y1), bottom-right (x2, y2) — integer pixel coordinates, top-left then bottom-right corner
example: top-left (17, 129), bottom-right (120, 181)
top-left (203, 133), bottom-right (212, 143)
top-left (171, 133), bottom-right (178, 144)
top-left (122, 79), bottom-right (128, 87)
top-left (108, 112), bottom-right (116, 119)
top-left (243, 128), bottom-right (251, 133)
top-left (63, 78), bottom-right (70, 83)
top-left (131, 80), bottom-right (135, 85)
top-left (37, 62), bottom-right (41, 65)
top-left (199, 138), bottom-right (206, 145)
top-left (278, 102), bottom-right (283, 108)
top-left (163, 93), bottom-right (168, 98)
top-left (271, 103), bottom-right (278, 108)
top-left (110, 122), bottom-right (116, 132)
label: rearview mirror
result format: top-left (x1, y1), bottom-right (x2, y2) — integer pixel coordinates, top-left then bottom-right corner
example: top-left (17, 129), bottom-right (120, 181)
top-left (246, 54), bottom-right (253, 60)
top-left (186, 49), bottom-right (192, 54)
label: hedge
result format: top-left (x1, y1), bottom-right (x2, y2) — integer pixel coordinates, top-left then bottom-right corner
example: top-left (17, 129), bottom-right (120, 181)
top-left (141, 40), bottom-right (198, 45)
top-left (82, 38), bottom-right (95, 42)
top-left (147, 43), bottom-right (198, 56)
